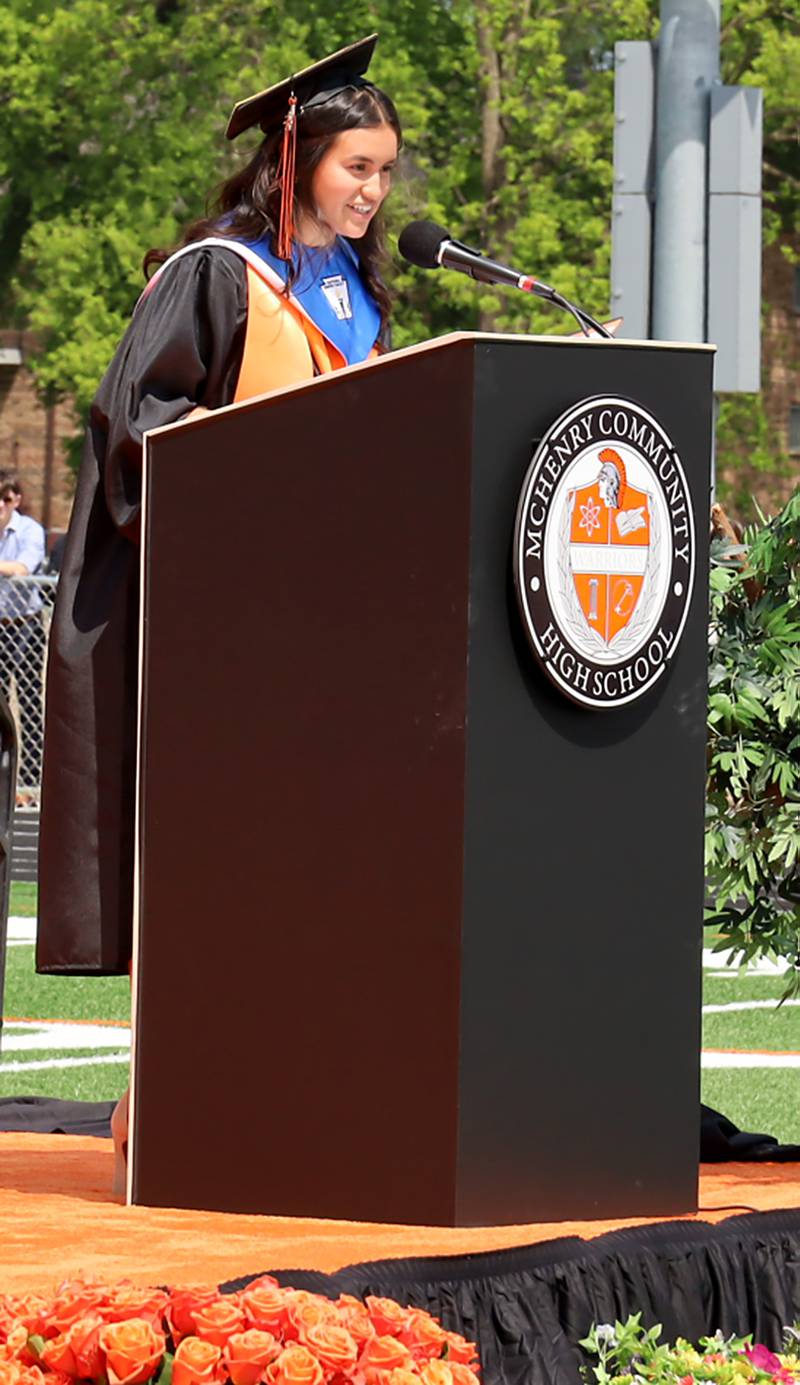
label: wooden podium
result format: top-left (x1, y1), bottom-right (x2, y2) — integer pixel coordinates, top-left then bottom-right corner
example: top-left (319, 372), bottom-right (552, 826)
top-left (129, 332), bottom-right (713, 1224)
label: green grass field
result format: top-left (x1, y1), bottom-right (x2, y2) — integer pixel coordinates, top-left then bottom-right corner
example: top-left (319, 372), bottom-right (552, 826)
top-left (2, 886), bottom-right (799, 1136)
top-left (701, 965), bottom-right (800, 1144)
top-left (2, 882), bottom-right (130, 1101)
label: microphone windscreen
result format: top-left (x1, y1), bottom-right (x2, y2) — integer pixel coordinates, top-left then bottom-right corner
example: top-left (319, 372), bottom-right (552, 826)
top-left (397, 220), bottom-right (449, 270)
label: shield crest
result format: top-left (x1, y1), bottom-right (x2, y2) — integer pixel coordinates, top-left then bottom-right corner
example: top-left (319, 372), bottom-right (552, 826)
top-left (567, 448), bottom-right (652, 646)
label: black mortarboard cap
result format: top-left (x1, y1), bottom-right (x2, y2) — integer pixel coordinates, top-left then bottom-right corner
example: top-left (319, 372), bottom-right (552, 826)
top-left (226, 34), bottom-right (378, 141)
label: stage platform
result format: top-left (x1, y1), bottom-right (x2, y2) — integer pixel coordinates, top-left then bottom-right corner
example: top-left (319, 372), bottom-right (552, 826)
top-left (2, 1132), bottom-right (799, 1293)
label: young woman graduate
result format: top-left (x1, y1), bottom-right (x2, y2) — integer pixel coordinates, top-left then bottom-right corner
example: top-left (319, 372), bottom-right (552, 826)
top-left (36, 36), bottom-right (400, 1179)
top-left (38, 34), bottom-right (399, 974)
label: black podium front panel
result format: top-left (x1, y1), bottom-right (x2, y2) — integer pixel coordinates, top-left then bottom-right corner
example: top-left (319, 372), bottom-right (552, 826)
top-left (131, 333), bottom-right (711, 1223)
top-left (456, 340), bottom-right (710, 1222)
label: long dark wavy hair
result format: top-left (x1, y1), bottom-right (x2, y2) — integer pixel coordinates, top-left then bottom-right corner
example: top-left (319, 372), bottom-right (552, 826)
top-left (144, 84), bottom-right (401, 333)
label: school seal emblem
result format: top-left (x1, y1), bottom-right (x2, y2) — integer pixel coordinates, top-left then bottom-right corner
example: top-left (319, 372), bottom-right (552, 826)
top-left (513, 396), bottom-right (695, 709)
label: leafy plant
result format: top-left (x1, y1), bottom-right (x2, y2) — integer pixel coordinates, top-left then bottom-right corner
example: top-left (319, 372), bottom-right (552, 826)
top-left (705, 489), bottom-right (800, 994)
top-left (581, 1314), bottom-right (800, 1385)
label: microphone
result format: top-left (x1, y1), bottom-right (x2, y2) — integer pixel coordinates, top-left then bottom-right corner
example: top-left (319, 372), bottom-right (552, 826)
top-left (398, 220), bottom-right (553, 298)
top-left (397, 220), bottom-right (613, 339)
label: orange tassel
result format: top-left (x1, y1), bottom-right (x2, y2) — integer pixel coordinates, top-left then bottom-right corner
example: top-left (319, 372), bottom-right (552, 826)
top-left (277, 95), bottom-right (298, 261)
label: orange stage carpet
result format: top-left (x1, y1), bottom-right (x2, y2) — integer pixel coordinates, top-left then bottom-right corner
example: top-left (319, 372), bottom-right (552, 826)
top-left (1, 1132), bottom-right (799, 1294)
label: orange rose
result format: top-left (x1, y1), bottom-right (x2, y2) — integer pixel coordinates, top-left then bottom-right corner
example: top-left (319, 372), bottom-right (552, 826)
top-left (1, 1298), bottom-right (49, 1341)
top-left (400, 1311), bottom-right (447, 1363)
top-left (222, 1330), bottom-right (281, 1385)
top-left (359, 1335), bottom-right (415, 1380)
top-left (266, 1345), bottom-right (323, 1385)
top-left (173, 1337), bottom-right (223, 1385)
top-left (168, 1290), bottom-right (223, 1345)
top-left (419, 1363), bottom-right (452, 1385)
top-left (365, 1299), bottom-right (409, 1338)
top-left (441, 1335), bottom-right (478, 1368)
top-left (284, 1296), bottom-right (332, 1344)
top-left (66, 1314), bottom-right (107, 1380)
top-left (98, 1318), bottom-right (166, 1385)
top-left (387, 1372), bottom-right (421, 1385)
top-left (103, 1287), bottom-right (169, 1328)
top-left (40, 1335), bottom-right (79, 1378)
top-left (3, 1365), bottom-right (44, 1385)
top-left (239, 1288), bottom-right (288, 1337)
top-left (447, 1365), bottom-right (480, 1385)
top-left (1, 1325), bottom-right (30, 1364)
top-left (191, 1300), bottom-right (246, 1348)
top-left (334, 1298), bottom-right (374, 1348)
top-left (0, 1307), bottom-right (19, 1346)
top-left (50, 1283), bottom-right (109, 1335)
top-left (299, 1324), bottom-right (358, 1375)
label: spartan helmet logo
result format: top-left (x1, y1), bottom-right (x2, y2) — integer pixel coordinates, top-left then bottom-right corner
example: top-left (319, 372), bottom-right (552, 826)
top-left (597, 448), bottom-right (625, 509)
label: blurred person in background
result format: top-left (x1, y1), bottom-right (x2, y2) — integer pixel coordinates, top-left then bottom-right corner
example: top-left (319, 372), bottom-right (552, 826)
top-left (0, 471), bottom-right (45, 804)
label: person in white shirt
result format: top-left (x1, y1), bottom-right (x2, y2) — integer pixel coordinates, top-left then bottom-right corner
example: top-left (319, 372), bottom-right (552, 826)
top-left (0, 472), bottom-right (46, 800)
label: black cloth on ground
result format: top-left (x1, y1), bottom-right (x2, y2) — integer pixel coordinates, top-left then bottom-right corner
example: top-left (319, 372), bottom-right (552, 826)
top-left (1, 1099), bottom-right (794, 1159)
top-left (222, 1209), bottom-right (800, 1385)
top-left (0, 1095), bottom-right (114, 1137)
top-left (701, 1103), bottom-right (800, 1162)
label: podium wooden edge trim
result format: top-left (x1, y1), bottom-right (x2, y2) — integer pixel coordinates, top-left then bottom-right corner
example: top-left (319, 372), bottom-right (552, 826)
top-left (127, 432), bottom-right (154, 1206)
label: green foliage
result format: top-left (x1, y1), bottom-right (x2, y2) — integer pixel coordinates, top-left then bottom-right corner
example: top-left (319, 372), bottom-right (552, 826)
top-left (581, 1316), bottom-right (668, 1385)
top-left (720, 0), bottom-right (800, 246)
top-left (580, 1315), bottom-right (800, 1385)
top-left (705, 489), bottom-right (800, 992)
top-left (0, 0), bottom-right (796, 483)
top-left (715, 393), bottom-right (793, 515)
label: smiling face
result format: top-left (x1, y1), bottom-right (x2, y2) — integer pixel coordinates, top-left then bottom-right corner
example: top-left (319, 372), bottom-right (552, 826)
top-left (297, 123), bottom-right (398, 245)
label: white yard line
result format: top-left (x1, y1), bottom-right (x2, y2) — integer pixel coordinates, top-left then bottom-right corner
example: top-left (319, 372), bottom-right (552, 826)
top-left (6, 916), bottom-right (37, 946)
top-left (701, 1051), bottom-right (800, 1068)
top-left (703, 948), bottom-right (790, 974)
top-left (703, 998), bottom-right (800, 1014)
top-left (1, 1020), bottom-right (131, 1052)
top-left (0, 1053), bottom-right (129, 1074)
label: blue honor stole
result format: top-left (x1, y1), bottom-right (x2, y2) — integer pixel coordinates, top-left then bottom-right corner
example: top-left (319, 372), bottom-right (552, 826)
top-left (245, 235), bottom-right (382, 366)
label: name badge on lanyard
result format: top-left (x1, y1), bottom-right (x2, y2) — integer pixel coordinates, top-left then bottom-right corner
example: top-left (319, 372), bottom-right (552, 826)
top-left (320, 274), bottom-right (353, 321)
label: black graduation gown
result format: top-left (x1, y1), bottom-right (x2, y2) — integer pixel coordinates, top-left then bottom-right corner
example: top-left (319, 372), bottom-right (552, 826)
top-left (37, 247), bottom-right (249, 974)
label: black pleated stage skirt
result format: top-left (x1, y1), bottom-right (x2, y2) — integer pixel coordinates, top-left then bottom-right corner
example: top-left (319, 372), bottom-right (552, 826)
top-left (224, 1209), bottom-right (800, 1385)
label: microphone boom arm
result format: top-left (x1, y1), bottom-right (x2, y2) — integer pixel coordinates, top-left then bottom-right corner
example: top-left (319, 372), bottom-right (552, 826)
top-left (438, 236), bottom-right (614, 340)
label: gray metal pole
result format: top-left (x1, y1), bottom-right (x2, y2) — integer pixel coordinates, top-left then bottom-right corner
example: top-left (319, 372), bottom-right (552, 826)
top-left (651, 0), bottom-right (720, 341)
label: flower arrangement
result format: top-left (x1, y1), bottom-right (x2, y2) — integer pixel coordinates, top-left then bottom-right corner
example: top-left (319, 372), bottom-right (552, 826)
top-left (582, 1314), bottom-right (800, 1385)
top-left (0, 1277), bottom-right (480, 1385)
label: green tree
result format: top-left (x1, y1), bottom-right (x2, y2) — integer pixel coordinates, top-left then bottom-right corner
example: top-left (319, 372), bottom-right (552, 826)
top-left (1, 0), bottom-right (797, 471)
top-left (714, 0), bottom-right (800, 515)
top-left (2, 0), bottom-right (656, 424)
top-left (720, 0), bottom-right (800, 246)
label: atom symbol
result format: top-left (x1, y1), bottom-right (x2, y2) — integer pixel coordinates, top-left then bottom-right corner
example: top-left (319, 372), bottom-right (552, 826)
top-left (579, 498), bottom-right (602, 536)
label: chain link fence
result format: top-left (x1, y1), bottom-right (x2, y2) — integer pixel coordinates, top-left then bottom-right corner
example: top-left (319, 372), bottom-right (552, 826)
top-left (0, 575), bottom-right (57, 810)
